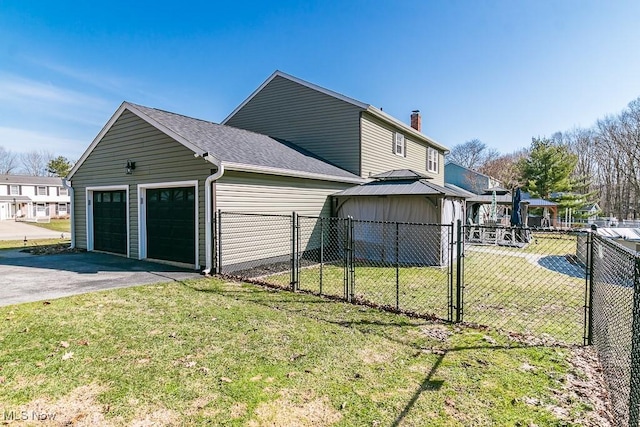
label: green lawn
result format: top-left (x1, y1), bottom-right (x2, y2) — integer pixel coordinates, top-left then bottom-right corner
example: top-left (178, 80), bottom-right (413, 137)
top-left (30, 218), bottom-right (71, 233)
top-left (0, 238), bottom-right (71, 250)
top-left (266, 233), bottom-right (586, 344)
top-left (0, 278), bottom-right (602, 426)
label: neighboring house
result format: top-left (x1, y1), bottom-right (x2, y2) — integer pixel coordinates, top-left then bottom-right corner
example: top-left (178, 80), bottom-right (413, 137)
top-left (443, 162), bottom-right (510, 225)
top-left (577, 203), bottom-right (601, 223)
top-left (67, 102), bottom-right (364, 272)
top-left (223, 71), bottom-right (448, 185)
top-left (444, 161), bottom-right (501, 194)
top-left (0, 175), bottom-right (70, 221)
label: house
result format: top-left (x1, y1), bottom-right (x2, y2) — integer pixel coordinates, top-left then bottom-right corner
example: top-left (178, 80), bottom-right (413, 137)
top-left (68, 71), bottom-right (456, 272)
top-left (223, 71), bottom-right (448, 184)
top-left (577, 203), bottom-right (600, 223)
top-left (443, 162), bottom-right (511, 225)
top-left (0, 175), bottom-right (70, 221)
top-left (67, 102), bottom-right (364, 272)
top-left (444, 161), bottom-right (501, 194)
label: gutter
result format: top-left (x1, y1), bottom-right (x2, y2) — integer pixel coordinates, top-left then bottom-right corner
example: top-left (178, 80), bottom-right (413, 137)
top-left (222, 161), bottom-right (366, 184)
top-left (202, 153), bottom-right (224, 275)
top-left (62, 178), bottom-right (75, 248)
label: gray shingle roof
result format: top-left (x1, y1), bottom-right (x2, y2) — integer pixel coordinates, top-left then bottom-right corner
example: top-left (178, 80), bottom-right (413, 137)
top-left (0, 175), bottom-right (63, 185)
top-left (128, 103), bottom-right (360, 180)
top-left (371, 169), bottom-right (432, 180)
top-left (334, 179), bottom-right (467, 197)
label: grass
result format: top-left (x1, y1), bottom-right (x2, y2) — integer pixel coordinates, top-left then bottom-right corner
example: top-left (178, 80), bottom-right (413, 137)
top-left (29, 218), bottom-right (71, 233)
top-left (0, 278), bottom-right (598, 426)
top-left (0, 238), bottom-right (71, 250)
top-left (267, 232), bottom-right (586, 344)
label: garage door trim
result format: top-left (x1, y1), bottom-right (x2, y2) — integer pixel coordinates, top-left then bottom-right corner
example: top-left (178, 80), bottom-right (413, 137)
top-left (137, 180), bottom-right (199, 269)
top-left (86, 185), bottom-right (130, 257)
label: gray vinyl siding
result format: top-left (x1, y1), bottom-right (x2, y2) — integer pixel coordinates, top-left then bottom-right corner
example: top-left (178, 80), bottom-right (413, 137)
top-left (71, 110), bottom-right (211, 268)
top-left (215, 171), bottom-right (351, 271)
top-left (225, 75), bottom-right (362, 176)
top-left (360, 112), bottom-right (445, 187)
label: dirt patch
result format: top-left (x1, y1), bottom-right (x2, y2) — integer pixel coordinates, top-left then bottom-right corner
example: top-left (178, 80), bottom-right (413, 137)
top-left (20, 384), bottom-right (111, 426)
top-left (420, 325), bottom-right (452, 342)
top-left (249, 390), bottom-right (342, 427)
top-left (561, 346), bottom-right (615, 426)
top-left (357, 347), bottom-right (393, 364)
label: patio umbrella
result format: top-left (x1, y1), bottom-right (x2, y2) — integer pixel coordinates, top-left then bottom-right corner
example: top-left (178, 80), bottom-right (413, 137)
top-left (490, 190), bottom-right (497, 222)
top-left (510, 187), bottom-right (522, 226)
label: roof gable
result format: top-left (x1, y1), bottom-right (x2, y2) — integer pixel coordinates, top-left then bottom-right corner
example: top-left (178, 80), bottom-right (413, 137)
top-left (68, 102), bottom-right (363, 183)
top-left (223, 70), bottom-right (448, 152)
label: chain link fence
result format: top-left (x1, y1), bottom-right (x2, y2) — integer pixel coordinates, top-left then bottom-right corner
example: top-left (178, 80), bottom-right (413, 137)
top-left (461, 226), bottom-right (588, 344)
top-left (590, 233), bottom-right (640, 427)
top-left (214, 211), bottom-right (640, 426)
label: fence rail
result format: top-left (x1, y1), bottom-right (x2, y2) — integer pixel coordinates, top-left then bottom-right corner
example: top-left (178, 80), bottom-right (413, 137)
top-left (214, 211), bottom-right (640, 427)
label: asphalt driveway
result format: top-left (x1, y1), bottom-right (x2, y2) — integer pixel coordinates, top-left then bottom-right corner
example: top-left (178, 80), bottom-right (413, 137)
top-left (0, 249), bottom-right (202, 307)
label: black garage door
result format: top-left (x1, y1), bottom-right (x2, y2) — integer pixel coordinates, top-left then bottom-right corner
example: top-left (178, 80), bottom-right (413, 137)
top-left (146, 187), bottom-right (195, 264)
top-left (93, 190), bottom-right (127, 255)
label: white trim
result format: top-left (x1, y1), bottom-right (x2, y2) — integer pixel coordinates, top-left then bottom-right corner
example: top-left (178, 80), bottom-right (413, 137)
top-left (222, 70), bottom-right (369, 124)
top-left (86, 185), bottom-right (130, 257)
top-left (393, 132), bottom-right (405, 157)
top-left (222, 161), bottom-right (367, 184)
top-left (137, 180), bottom-right (199, 269)
top-left (427, 147), bottom-right (439, 174)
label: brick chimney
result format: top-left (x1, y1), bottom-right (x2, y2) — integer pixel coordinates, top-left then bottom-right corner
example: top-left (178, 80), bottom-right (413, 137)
top-left (410, 110), bottom-right (421, 132)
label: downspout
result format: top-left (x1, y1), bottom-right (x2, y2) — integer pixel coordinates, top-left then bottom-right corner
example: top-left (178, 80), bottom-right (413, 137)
top-left (62, 178), bottom-right (75, 248)
top-left (202, 154), bottom-right (224, 275)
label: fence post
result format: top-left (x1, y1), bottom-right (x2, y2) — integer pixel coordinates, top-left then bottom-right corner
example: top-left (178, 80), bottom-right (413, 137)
top-left (343, 217), bottom-right (351, 302)
top-left (395, 222), bottom-right (400, 310)
top-left (319, 218), bottom-right (324, 295)
top-left (455, 219), bottom-right (463, 323)
top-left (629, 254), bottom-right (640, 426)
top-left (216, 209), bottom-right (222, 274)
top-left (584, 225), bottom-right (596, 345)
top-left (349, 216), bottom-right (355, 302)
top-left (449, 222), bottom-right (454, 322)
top-left (291, 211), bottom-right (298, 291)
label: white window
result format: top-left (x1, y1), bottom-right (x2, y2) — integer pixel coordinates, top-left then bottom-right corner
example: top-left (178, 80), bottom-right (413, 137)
top-left (37, 186), bottom-right (47, 196)
top-left (36, 204), bottom-right (46, 213)
top-left (58, 203), bottom-right (67, 214)
top-left (394, 132), bottom-right (405, 157)
top-left (427, 147), bottom-right (439, 173)
top-left (59, 187), bottom-right (68, 196)
top-left (9, 185), bottom-right (19, 195)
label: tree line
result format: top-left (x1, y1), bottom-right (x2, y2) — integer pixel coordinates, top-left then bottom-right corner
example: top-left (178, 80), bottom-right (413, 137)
top-left (447, 95), bottom-right (640, 220)
top-left (0, 147), bottom-right (74, 178)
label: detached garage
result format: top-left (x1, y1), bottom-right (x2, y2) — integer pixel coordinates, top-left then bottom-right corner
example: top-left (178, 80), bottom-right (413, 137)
top-left (67, 102), bottom-right (364, 271)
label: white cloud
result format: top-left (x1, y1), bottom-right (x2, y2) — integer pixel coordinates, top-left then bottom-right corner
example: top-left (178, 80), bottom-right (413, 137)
top-left (0, 126), bottom-right (88, 160)
top-left (0, 73), bottom-right (109, 107)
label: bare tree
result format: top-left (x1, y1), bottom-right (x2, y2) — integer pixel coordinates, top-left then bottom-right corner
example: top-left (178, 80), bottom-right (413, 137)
top-left (447, 139), bottom-right (499, 170)
top-left (21, 150), bottom-right (54, 176)
top-left (0, 146), bottom-right (18, 174)
top-left (479, 149), bottom-right (528, 189)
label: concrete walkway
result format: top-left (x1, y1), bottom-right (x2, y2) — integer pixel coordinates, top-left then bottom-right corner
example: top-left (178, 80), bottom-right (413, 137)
top-left (0, 220), bottom-right (66, 240)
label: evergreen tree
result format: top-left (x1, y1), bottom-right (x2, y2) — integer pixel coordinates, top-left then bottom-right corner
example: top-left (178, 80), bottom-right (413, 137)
top-left (47, 156), bottom-right (73, 177)
top-left (520, 137), bottom-right (579, 211)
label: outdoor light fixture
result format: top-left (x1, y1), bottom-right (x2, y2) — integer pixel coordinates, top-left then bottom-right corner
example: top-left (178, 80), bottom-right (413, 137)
top-left (126, 160), bottom-right (136, 174)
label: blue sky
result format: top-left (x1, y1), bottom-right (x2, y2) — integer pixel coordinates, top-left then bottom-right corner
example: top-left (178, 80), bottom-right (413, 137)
top-left (1, 1), bottom-right (639, 161)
